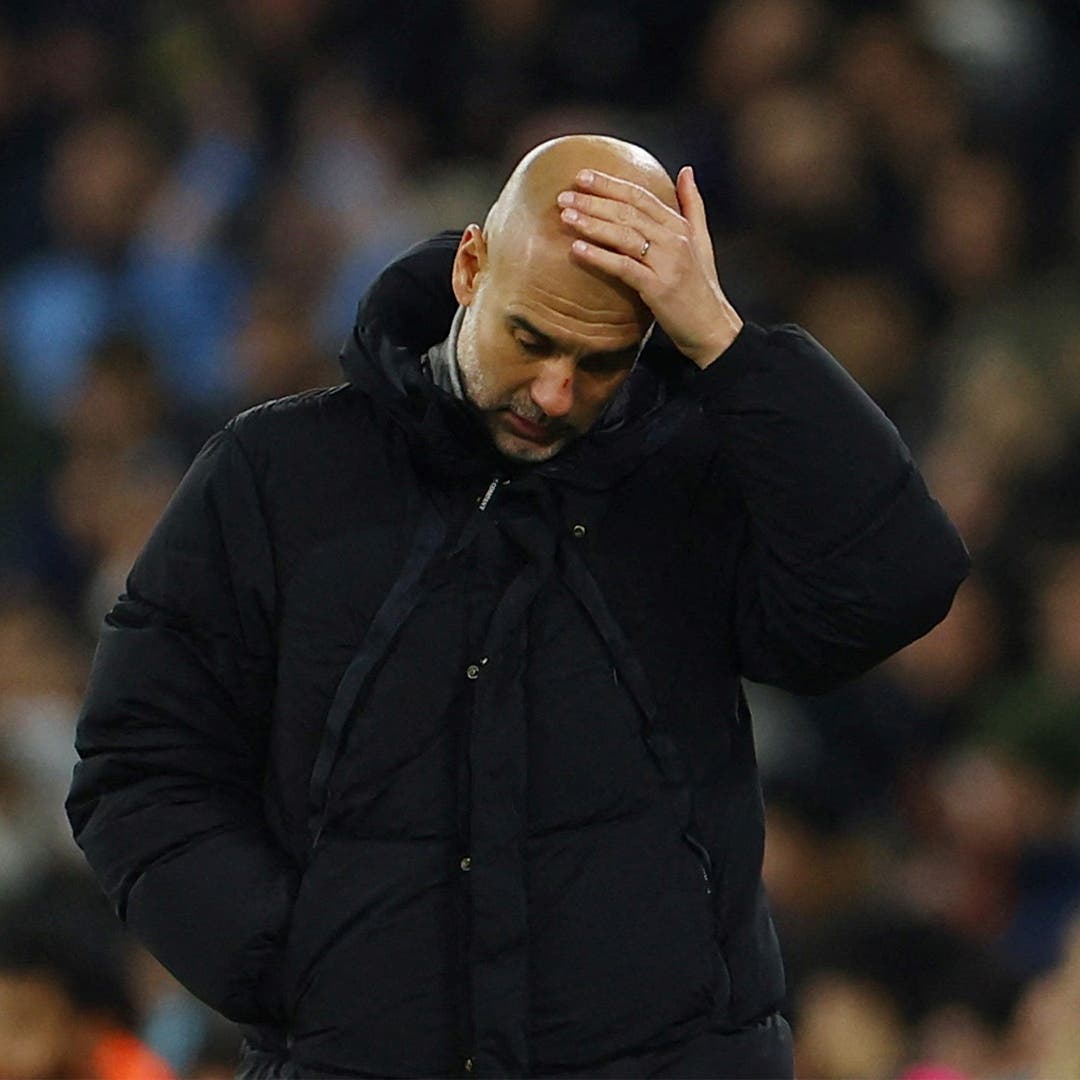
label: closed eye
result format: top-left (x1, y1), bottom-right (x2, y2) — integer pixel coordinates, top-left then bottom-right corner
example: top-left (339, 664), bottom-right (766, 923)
top-left (579, 349), bottom-right (638, 375)
top-left (516, 336), bottom-right (550, 356)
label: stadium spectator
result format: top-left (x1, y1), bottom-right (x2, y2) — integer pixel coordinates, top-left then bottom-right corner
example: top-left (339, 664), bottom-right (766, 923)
top-left (0, 870), bottom-right (173, 1080)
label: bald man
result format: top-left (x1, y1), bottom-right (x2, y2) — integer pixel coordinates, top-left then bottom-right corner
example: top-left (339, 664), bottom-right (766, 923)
top-left (68, 136), bottom-right (969, 1079)
top-left (452, 136), bottom-right (741, 464)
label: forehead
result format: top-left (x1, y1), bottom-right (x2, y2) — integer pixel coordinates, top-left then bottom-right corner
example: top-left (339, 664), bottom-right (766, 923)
top-left (487, 232), bottom-right (646, 349)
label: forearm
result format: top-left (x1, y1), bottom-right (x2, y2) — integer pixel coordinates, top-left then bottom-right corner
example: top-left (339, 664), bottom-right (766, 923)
top-left (68, 612), bottom-right (297, 1022)
top-left (696, 322), bottom-right (929, 559)
top-left (695, 322), bottom-right (969, 690)
top-left (67, 422), bottom-right (295, 1021)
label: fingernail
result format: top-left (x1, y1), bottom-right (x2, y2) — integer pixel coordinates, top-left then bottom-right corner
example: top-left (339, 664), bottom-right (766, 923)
top-left (577, 169), bottom-right (594, 185)
top-left (557, 191), bottom-right (574, 206)
top-left (572, 239), bottom-right (588, 253)
top-left (561, 207), bottom-right (579, 222)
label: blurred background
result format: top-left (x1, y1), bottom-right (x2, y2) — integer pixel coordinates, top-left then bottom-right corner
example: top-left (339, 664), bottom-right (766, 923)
top-left (0, 0), bottom-right (1077, 1077)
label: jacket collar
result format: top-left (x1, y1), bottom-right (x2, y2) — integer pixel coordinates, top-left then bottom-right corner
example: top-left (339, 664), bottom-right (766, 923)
top-left (339, 231), bottom-right (696, 491)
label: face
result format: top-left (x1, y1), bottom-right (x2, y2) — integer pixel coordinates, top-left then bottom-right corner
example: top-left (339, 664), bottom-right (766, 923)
top-left (453, 225), bottom-right (648, 463)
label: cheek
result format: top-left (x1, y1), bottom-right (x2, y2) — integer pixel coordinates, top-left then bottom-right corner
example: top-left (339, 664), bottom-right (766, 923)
top-left (573, 374), bottom-right (627, 423)
top-left (473, 330), bottom-right (522, 392)
top-left (457, 312), bottom-right (501, 406)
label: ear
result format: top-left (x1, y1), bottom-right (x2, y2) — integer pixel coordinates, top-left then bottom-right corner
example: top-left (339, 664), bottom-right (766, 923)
top-left (452, 224), bottom-right (487, 307)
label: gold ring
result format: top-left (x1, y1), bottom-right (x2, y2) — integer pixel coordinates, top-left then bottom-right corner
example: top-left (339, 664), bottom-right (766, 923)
top-left (639, 239), bottom-right (651, 259)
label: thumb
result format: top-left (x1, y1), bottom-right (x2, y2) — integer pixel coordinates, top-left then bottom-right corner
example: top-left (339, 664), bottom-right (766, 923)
top-left (677, 165), bottom-right (718, 274)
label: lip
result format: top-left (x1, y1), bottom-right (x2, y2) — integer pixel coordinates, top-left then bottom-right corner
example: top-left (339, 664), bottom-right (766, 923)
top-left (504, 410), bottom-right (554, 442)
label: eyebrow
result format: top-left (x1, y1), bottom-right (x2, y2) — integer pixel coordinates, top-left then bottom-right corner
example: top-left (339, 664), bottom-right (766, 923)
top-left (506, 314), bottom-right (639, 362)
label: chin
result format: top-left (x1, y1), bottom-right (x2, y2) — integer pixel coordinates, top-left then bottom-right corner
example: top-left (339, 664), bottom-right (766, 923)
top-left (493, 431), bottom-right (570, 464)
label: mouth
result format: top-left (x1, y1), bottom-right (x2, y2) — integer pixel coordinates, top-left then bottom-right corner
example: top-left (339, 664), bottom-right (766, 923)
top-left (503, 410), bottom-right (558, 443)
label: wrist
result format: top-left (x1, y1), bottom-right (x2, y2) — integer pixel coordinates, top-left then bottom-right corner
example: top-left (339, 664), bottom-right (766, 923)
top-left (686, 308), bottom-right (744, 369)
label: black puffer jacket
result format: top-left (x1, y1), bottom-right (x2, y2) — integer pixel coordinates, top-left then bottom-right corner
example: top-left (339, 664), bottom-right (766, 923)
top-left (68, 233), bottom-right (969, 1078)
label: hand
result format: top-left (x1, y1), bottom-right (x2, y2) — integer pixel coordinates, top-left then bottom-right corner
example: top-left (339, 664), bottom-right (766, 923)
top-left (558, 166), bottom-right (743, 369)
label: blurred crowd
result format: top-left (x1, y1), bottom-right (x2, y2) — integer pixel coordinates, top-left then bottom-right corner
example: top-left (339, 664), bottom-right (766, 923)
top-left (0, 0), bottom-right (1078, 1077)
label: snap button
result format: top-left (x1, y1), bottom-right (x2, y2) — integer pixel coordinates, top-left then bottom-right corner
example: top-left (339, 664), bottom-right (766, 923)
top-left (465, 657), bottom-right (488, 680)
top-left (570, 523), bottom-right (587, 539)
top-left (459, 856), bottom-right (471, 871)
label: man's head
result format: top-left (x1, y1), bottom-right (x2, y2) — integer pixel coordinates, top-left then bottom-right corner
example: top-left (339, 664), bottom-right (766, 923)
top-left (452, 135), bottom-right (677, 463)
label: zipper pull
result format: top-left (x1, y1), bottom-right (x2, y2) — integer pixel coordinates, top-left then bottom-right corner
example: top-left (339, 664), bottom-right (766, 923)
top-left (477, 477), bottom-right (500, 511)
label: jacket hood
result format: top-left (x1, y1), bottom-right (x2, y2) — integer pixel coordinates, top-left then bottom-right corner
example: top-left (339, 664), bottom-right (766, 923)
top-left (339, 231), bottom-right (696, 490)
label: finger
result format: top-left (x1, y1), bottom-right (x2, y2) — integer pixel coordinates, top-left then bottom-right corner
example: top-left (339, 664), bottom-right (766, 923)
top-left (676, 165), bottom-right (718, 277)
top-left (575, 169), bottom-right (681, 227)
top-left (558, 189), bottom-right (671, 237)
top-left (676, 167), bottom-right (708, 238)
top-left (560, 206), bottom-right (652, 261)
top-left (569, 237), bottom-right (654, 293)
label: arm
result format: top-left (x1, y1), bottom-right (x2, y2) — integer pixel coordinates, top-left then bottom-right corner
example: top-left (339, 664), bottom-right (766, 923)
top-left (695, 321), bottom-right (969, 691)
top-left (66, 425), bottom-right (296, 1022)
top-left (559, 166), bottom-right (970, 691)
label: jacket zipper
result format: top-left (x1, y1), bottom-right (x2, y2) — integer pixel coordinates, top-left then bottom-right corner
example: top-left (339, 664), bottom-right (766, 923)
top-left (683, 831), bottom-right (714, 895)
top-left (477, 477), bottom-right (501, 511)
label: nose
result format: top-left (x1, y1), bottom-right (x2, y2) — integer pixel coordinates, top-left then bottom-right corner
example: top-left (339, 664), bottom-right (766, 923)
top-left (529, 357), bottom-right (575, 418)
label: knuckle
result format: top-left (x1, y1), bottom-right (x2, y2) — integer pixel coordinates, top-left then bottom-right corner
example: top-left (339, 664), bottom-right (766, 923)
top-left (593, 218), bottom-right (614, 242)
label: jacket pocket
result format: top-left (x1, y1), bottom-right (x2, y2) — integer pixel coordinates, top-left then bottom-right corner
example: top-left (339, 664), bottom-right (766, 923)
top-left (681, 823), bottom-right (734, 1021)
top-left (527, 806), bottom-right (725, 1068)
top-left (282, 835), bottom-right (460, 1074)
top-left (682, 829), bottom-right (715, 895)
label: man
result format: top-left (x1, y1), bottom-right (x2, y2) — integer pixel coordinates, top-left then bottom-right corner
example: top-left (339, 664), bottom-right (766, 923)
top-left (67, 135), bottom-right (969, 1078)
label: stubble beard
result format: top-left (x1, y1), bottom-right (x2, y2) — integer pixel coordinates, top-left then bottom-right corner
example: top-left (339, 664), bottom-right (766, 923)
top-left (456, 309), bottom-right (576, 464)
